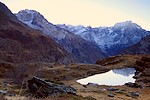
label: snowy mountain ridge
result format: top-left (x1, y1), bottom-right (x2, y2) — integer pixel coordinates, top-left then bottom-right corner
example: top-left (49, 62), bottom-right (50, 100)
top-left (16, 9), bottom-right (150, 56)
top-left (57, 21), bottom-right (149, 55)
top-left (16, 9), bottom-right (68, 41)
top-left (16, 9), bottom-right (105, 63)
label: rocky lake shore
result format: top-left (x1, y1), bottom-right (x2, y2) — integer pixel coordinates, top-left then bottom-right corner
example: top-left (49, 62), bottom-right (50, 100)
top-left (0, 55), bottom-right (150, 100)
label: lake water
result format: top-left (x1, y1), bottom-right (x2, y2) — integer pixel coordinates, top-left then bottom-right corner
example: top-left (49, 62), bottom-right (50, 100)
top-left (77, 68), bottom-right (136, 86)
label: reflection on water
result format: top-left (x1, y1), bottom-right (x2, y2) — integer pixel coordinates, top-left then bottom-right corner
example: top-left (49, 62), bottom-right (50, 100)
top-left (77, 68), bottom-right (136, 86)
top-left (113, 68), bottom-right (136, 76)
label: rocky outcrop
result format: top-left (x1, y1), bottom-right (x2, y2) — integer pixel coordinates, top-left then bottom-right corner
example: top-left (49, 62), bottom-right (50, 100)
top-left (27, 77), bottom-right (76, 98)
top-left (125, 82), bottom-right (142, 88)
top-left (126, 92), bottom-right (139, 98)
top-left (135, 56), bottom-right (150, 83)
top-left (107, 87), bottom-right (119, 91)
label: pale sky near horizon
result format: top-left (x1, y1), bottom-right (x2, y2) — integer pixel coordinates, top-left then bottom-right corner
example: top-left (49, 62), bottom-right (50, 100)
top-left (1, 0), bottom-right (150, 30)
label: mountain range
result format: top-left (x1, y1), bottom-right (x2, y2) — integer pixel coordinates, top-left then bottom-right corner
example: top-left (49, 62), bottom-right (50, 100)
top-left (16, 10), bottom-right (105, 63)
top-left (16, 9), bottom-right (150, 63)
top-left (1, 4), bottom-right (150, 64)
top-left (57, 21), bottom-right (150, 56)
top-left (16, 9), bottom-right (150, 57)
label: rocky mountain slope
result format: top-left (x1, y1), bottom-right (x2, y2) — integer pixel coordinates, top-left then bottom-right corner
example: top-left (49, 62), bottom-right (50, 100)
top-left (16, 10), bottom-right (105, 63)
top-left (58, 21), bottom-right (150, 56)
top-left (0, 2), bottom-right (73, 63)
top-left (123, 35), bottom-right (150, 54)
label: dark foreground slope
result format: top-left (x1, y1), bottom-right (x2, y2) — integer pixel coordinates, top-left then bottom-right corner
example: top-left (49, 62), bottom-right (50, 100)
top-left (0, 2), bottom-right (73, 63)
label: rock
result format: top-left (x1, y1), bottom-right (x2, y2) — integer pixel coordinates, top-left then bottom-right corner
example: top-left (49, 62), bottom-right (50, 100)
top-left (102, 88), bottom-right (107, 92)
top-left (108, 93), bottom-right (115, 97)
top-left (0, 90), bottom-right (7, 95)
top-left (87, 83), bottom-right (99, 87)
top-left (133, 72), bottom-right (142, 79)
top-left (82, 85), bottom-right (87, 88)
top-left (126, 92), bottom-right (139, 98)
top-left (2, 81), bottom-right (8, 87)
top-left (107, 87), bottom-right (119, 91)
top-left (125, 82), bottom-right (142, 88)
top-left (134, 56), bottom-right (150, 83)
top-left (116, 89), bottom-right (126, 94)
top-left (27, 77), bottom-right (76, 98)
top-left (8, 93), bottom-right (16, 96)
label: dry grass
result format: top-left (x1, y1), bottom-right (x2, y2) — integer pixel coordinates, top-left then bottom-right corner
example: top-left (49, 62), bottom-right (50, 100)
top-left (1, 55), bottom-right (150, 100)
top-left (96, 54), bottom-right (142, 69)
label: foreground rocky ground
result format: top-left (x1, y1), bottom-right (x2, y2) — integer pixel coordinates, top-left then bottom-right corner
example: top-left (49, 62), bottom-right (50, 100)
top-left (0, 54), bottom-right (150, 100)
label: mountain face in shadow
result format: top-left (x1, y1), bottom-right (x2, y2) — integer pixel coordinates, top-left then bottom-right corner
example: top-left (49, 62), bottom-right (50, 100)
top-left (122, 35), bottom-right (150, 54)
top-left (0, 2), bottom-right (73, 63)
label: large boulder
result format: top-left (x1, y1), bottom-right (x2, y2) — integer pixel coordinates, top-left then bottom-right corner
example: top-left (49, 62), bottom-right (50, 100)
top-left (27, 77), bottom-right (76, 98)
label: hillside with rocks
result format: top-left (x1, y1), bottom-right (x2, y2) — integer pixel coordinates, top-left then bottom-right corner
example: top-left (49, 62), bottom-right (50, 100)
top-left (0, 3), bottom-right (74, 64)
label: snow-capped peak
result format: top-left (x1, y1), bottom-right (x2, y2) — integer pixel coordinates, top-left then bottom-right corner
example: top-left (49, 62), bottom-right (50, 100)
top-left (18, 9), bottom-right (39, 16)
top-left (21, 9), bottom-right (36, 14)
top-left (114, 20), bottom-right (142, 29)
top-left (16, 10), bottom-right (71, 40)
top-left (16, 9), bottom-right (46, 22)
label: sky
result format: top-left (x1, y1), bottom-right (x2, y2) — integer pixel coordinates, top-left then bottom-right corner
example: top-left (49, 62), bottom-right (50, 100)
top-left (1, 0), bottom-right (150, 30)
